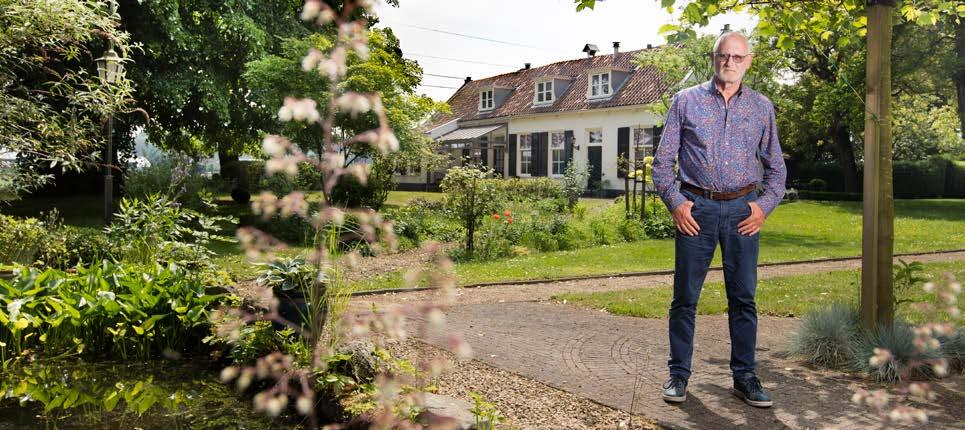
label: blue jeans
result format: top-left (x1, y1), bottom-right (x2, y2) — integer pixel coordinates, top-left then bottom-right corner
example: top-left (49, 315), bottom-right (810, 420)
top-left (668, 188), bottom-right (760, 380)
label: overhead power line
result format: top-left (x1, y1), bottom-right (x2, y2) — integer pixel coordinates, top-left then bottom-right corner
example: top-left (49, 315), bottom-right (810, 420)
top-left (397, 23), bottom-right (546, 50)
top-left (424, 73), bottom-right (466, 80)
top-left (406, 53), bottom-right (515, 68)
top-left (419, 83), bottom-right (461, 89)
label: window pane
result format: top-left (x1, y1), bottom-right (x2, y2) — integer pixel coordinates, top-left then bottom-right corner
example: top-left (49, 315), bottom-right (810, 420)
top-left (537, 93), bottom-right (543, 102)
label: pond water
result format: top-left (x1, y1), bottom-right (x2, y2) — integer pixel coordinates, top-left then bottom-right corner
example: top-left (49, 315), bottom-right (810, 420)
top-left (0, 360), bottom-right (302, 429)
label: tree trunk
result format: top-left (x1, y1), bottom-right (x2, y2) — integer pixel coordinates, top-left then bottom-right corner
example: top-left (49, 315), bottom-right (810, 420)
top-left (955, 20), bottom-right (965, 138)
top-left (830, 119), bottom-right (860, 193)
top-left (218, 148), bottom-right (248, 190)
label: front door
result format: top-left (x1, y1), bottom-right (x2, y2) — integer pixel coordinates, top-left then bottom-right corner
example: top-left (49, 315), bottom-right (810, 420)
top-left (587, 146), bottom-right (602, 185)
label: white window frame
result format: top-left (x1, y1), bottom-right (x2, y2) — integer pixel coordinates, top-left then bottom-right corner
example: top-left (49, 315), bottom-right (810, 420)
top-left (587, 129), bottom-right (603, 145)
top-left (632, 127), bottom-right (655, 163)
top-left (588, 71), bottom-right (612, 99)
top-left (550, 131), bottom-right (566, 176)
top-left (518, 134), bottom-right (532, 176)
top-left (479, 89), bottom-right (494, 111)
top-left (534, 80), bottom-right (554, 105)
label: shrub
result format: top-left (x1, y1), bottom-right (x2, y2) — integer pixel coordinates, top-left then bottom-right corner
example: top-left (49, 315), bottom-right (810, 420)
top-left (124, 155), bottom-right (214, 210)
top-left (642, 214), bottom-right (676, 239)
top-left (294, 161), bottom-right (323, 191)
top-left (440, 166), bottom-right (502, 258)
top-left (258, 173), bottom-right (296, 197)
top-left (807, 178), bottom-right (828, 191)
top-left (329, 157), bottom-right (396, 210)
top-left (0, 261), bottom-right (224, 361)
top-left (106, 194), bottom-right (236, 279)
top-left (60, 226), bottom-right (115, 267)
top-left (787, 303), bottom-right (860, 368)
top-left (487, 177), bottom-right (563, 201)
top-left (850, 322), bottom-right (941, 382)
top-left (560, 161), bottom-right (590, 210)
top-left (384, 200), bottom-right (462, 246)
top-left (0, 214), bottom-right (46, 265)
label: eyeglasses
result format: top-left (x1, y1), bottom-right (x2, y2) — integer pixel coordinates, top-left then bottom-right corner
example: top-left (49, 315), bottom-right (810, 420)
top-left (714, 53), bottom-right (749, 64)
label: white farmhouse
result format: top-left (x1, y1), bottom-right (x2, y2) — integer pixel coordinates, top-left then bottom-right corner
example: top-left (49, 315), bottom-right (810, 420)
top-left (399, 42), bottom-right (674, 196)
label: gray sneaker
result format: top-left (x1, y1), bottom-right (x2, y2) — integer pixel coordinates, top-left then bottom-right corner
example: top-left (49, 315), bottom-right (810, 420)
top-left (662, 375), bottom-right (688, 403)
top-left (733, 373), bottom-right (773, 408)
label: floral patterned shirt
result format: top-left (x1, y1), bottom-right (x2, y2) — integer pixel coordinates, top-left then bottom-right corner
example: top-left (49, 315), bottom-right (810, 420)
top-left (652, 80), bottom-right (787, 216)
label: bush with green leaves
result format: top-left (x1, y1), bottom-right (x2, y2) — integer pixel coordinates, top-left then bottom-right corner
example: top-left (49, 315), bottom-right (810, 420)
top-left (787, 303), bottom-right (860, 368)
top-left (440, 166), bottom-right (502, 258)
top-left (486, 176), bottom-right (563, 201)
top-left (329, 156), bottom-right (396, 210)
top-left (383, 199), bottom-right (462, 247)
top-left (0, 261), bottom-right (224, 361)
top-left (106, 194), bottom-right (235, 278)
top-left (559, 161), bottom-right (590, 210)
top-left (0, 214), bottom-right (48, 265)
top-left (256, 257), bottom-right (317, 294)
top-left (124, 155), bottom-right (215, 210)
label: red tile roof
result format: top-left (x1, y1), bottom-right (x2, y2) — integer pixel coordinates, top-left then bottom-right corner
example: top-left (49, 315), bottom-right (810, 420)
top-left (427, 48), bottom-right (672, 130)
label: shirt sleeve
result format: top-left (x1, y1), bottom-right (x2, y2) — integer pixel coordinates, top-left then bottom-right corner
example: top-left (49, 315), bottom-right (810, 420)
top-left (652, 93), bottom-right (687, 212)
top-left (756, 101), bottom-right (787, 216)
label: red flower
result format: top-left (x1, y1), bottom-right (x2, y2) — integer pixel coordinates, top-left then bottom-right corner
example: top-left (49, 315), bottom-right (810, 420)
top-left (503, 210), bottom-right (512, 217)
top-left (506, 218), bottom-right (513, 224)
top-left (493, 214), bottom-right (501, 220)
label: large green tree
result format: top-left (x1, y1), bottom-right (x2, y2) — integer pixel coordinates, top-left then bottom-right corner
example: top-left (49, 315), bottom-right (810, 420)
top-left (0, 0), bottom-right (135, 198)
top-left (576, 0), bottom-right (964, 191)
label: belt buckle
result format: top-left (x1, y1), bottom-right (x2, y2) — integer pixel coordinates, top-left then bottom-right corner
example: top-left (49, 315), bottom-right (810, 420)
top-left (706, 189), bottom-right (715, 200)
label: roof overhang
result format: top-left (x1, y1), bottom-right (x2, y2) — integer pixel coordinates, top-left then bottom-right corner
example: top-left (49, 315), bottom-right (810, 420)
top-left (436, 124), bottom-right (506, 142)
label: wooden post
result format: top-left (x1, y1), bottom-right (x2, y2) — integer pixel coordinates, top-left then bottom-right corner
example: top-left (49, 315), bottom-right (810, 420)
top-left (861, 0), bottom-right (895, 331)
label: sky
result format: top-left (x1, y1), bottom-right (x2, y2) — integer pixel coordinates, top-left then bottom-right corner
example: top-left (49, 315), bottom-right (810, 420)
top-left (373, 0), bottom-right (757, 102)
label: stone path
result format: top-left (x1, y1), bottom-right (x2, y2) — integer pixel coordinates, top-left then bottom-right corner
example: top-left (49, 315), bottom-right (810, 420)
top-left (352, 251), bottom-right (965, 429)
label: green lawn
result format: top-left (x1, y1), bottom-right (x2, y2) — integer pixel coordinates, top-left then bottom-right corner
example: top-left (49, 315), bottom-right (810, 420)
top-left (554, 260), bottom-right (965, 324)
top-left (352, 199), bottom-right (965, 291)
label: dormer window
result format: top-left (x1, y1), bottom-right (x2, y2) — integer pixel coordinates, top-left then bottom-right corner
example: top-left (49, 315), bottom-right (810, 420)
top-left (534, 80), bottom-right (554, 105)
top-left (588, 71), bottom-right (611, 99)
top-left (479, 90), bottom-right (494, 111)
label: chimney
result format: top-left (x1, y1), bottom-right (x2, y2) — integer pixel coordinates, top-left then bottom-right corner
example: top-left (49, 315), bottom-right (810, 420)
top-left (647, 43), bottom-right (653, 49)
top-left (464, 76), bottom-right (472, 84)
top-left (721, 24), bottom-right (731, 34)
top-left (524, 63), bottom-right (531, 69)
top-left (582, 43), bottom-right (599, 57)
top-left (612, 41), bottom-right (620, 56)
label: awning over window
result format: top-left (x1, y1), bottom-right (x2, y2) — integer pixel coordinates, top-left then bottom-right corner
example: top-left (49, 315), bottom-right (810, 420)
top-left (435, 124), bottom-right (505, 142)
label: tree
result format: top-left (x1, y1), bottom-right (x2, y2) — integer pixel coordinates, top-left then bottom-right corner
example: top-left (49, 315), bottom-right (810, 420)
top-left (576, 0), bottom-right (963, 192)
top-left (116, 0), bottom-right (318, 184)
top-left (439, 166), bottom-right (501, 259)
top-left (0, 0), bottom-right (135, 198)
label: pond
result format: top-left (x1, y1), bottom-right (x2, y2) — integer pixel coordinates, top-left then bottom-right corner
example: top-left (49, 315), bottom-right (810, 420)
top-left (0, 360), bottom-right (301, 429)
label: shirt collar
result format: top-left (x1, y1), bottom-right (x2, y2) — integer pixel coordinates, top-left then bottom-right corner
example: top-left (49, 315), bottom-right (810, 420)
top-left (704, 78), bottom-right (745, 98)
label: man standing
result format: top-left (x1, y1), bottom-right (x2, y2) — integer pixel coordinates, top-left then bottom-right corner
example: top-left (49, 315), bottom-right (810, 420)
top-left (651, 31), bottom-right (787, 408)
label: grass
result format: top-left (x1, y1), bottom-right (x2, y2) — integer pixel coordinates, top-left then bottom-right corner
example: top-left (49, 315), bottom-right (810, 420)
top-left (351, 199), bottom-right (965, 291)
top-left (554, 260), bottom-right (965, 324)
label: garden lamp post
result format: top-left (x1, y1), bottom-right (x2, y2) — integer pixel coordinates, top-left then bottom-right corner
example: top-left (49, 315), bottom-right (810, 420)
top-left (96, 41), bottom-right (124, 225)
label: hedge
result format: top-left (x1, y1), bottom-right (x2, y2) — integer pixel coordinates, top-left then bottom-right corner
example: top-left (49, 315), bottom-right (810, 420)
top-left (792, 157), bottom-right (964, 199)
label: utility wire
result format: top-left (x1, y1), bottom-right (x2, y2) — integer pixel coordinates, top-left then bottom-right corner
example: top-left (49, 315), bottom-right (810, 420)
top-left (418, 83), bottom-right (462, 89)
top-left (396, 23), bottom-right (548, 50)
top-left (424, 73), bottom-right (466, 80)
top-left (406, 53), bottom-right (516, 68)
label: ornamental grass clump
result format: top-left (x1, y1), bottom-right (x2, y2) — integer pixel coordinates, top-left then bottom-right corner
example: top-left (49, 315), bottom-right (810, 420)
top-left (787, 303), bottom-right (860, 368)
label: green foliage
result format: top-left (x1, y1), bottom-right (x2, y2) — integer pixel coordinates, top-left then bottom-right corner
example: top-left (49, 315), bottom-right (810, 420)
top-left (642, 212), bottom-right (676, 239)
top-left (206, 320), bottom-right (300, 365)
top-left (787, 303), bottom-right (860, 368)
top-left (256, 257), bottom-right (316, 293)
top-left (468, 391), bottom-right (506, 430)
top-left (892, 93), bottom-right (964, 160)
top-left (0, 214), bottom-right (47, 265)
top-left (850, 322), bottom-right (942, 382)
top-left (486, 177), bottom-right (563, 202)
top-left (329, 156), bottom-right (397, 210)
top-left (807, 178), bottom-right (828, 191)
top-left (560, 161), bottom-right (590, 210)
top-left (123, 155), bottom-right (216, 210)
top-left (384, 198), bottom-right (462, 247)
top-left (440, 166), bottom-right (503, 258)
top-left (894, 259), bottom-right (927, 309)
top-left (0, 0), bottom-right (135, 197)
top-left (106, 194), bottom-right (236, 277)
top-left (0, 261), bottom-right (224, 361)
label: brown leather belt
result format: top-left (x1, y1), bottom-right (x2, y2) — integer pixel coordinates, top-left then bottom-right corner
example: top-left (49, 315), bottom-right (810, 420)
top-left (681, 182), bottom-right (756, 201)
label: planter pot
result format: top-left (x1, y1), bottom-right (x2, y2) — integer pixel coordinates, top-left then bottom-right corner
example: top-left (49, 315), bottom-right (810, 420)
top-left (274, 288), bottom-right (328, 332)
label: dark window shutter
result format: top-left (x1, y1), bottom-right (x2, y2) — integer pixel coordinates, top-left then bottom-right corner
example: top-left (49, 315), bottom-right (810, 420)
top-left (564, 130), bottom-right (574, 171)
top-left (617, 127), bottom-right (630, 178)
top-left (462, 147), bottom-right (470, 165)
top-left (536, 132), bottom-right (549, 176)
top-left (508, 134), bottom-right (517, 177)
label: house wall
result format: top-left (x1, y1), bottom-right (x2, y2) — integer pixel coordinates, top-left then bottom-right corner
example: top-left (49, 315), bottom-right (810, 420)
top-left (399, 106), bottom-right (663, 192)
top-left (507, 106), bottom-right (661, 191)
